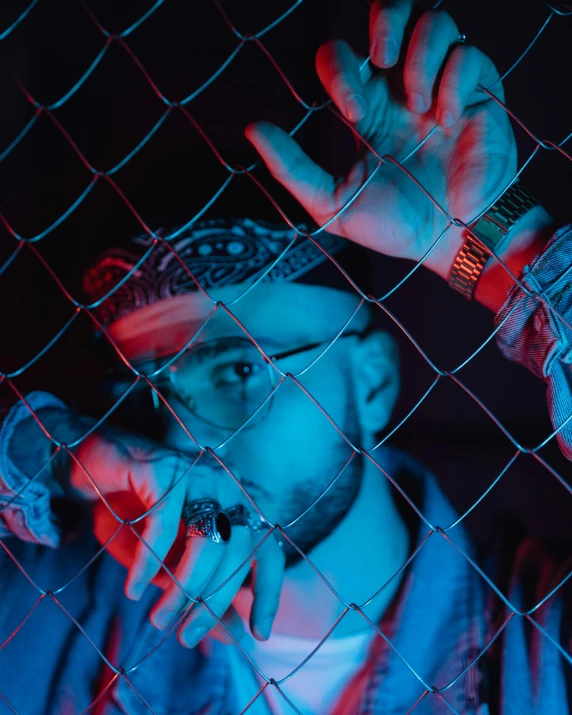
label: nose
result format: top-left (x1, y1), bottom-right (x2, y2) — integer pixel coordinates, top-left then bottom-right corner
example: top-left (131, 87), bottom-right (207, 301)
top-left (170, 423), bottom-right (238, 476)
top-left (195, 424), bottom-right (233, 457)
top-left (163, 405), bottom-right (229, 450)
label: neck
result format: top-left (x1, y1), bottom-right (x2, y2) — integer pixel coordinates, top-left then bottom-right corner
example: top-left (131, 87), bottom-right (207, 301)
top-left (234, 450), bottom-right (410, 640)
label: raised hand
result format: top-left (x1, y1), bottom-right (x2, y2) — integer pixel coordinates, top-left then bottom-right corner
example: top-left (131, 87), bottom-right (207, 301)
top-left (70, 428), bottom-right (285, 647)
top-left (245, 0), bottom-right (517, 281)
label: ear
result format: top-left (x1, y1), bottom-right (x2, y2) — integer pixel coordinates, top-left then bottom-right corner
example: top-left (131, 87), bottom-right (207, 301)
top-left (350, 330), bottom-right (400, 438)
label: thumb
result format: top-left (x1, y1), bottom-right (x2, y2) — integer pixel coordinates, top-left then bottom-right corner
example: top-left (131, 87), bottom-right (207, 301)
top-left (124, 452), bottom-right (189, 601)
top-left (93, 493), bottom-right (188, 589)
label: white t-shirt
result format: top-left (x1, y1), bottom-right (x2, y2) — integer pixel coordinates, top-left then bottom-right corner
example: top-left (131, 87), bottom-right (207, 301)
top-left (224, 622), bottom-right (376, 714)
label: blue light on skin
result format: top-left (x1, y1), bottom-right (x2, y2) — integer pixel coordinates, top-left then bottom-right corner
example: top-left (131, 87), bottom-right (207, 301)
top-left (138, 280), bottom-right (410, 640)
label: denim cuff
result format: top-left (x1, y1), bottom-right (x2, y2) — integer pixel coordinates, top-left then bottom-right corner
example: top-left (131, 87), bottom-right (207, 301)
top-left (495, 224), bottom-right (572, 459)
top-left (495, 224), bottom-right (572, 379)
top-left (0, 391), bottom-right (70, 547)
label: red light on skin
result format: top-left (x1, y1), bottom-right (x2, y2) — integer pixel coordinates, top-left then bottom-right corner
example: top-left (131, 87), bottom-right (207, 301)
top-left (93, 492), bottom-right (188, 592)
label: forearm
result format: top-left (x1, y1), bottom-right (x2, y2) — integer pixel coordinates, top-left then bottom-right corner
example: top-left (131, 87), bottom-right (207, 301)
top-left (489, 220), bottom-right (572, 460)
top-left (427, 208), bottom-right (572, 462)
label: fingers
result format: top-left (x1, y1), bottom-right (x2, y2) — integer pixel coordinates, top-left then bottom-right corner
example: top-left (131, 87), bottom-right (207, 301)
top-left (178, 526), bottom-right (252, 649)
top-left (125, 485), bottom-right (185, 600)
top-left (124, 456), bottom-right (188, 601)
top-left (245, 121), bottom-right (335, 223)
top-left (249, 534), bottom-right (285, 641)
top-left (370, 6), bottom-right (502, 129)
top-left (315, 40), bottom-right (368, 123)
top-left (402, 11), bottom-right (460, 116)
top-left (369, 0), bottom-right (414, 68)
top-left (149, 534), bottom-right (224, 630)
top-left (436, 45), bottom-right (502, 128)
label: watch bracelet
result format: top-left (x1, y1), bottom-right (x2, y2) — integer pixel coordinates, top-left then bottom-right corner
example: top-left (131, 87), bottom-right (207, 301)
top-left (448, 183), bottom-right (538, 300)
top-left (448, 236), bottom-right (490, 301)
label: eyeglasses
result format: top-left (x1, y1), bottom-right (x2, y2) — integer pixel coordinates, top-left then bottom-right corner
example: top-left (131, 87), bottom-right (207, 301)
top-left (119, 329), bottom-right (366, 435)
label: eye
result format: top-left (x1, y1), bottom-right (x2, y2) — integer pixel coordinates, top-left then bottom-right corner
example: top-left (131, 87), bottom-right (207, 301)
top-left (214, 361), bottom-right (265, 386)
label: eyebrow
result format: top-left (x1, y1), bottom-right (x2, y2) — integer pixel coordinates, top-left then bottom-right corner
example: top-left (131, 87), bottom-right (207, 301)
top-left (190, 335), bottom-right (290, 365)
top-left (120, 334), bottom-right (298, 376)
top-left (192, 340), bottom-right (240, 364)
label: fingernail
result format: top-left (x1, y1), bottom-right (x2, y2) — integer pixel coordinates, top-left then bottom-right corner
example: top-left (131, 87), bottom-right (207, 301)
top-left (409, 92), bottom-right (427, 114)
top-left (437, 109), bottom-right (455, 128)
top-left (256, 617), bottom-right (273, 640)
top-left (372, 38), bottom-right (398, 67)
top-left (382, 38), bottom-right (398, 66)
top-left (128, 582), bottom-right (145, 601)
top-left (343, 93), bottom-right (367, 123)
top-left (153, 610), bottom-right (175, 630)
top-left (183, 625), bottom-right (207, 649)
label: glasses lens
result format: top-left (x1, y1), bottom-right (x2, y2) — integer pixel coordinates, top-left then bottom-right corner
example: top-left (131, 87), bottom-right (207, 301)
top-left (169, 338), bottom-right (274, 430)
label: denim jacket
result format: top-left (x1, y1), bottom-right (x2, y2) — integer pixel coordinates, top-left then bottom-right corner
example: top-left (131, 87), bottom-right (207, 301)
top-left (1, 225), bottom-right (571, 714)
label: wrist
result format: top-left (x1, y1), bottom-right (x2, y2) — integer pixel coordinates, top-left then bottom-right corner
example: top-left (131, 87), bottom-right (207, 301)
top-left (423, 223), bottom-right (466, 282)
top-left (474, 205), bottom-right (556, 313)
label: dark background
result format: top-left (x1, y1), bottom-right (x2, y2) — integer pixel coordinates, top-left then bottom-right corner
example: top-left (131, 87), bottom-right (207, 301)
top-left (0, 0), bottom-right (571, 544)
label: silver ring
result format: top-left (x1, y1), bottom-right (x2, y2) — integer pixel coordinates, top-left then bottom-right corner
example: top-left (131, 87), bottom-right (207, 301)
top-left (183, 499), bottom-right (267, 543)
top-left (458, 33), bottom-right (466, 45)
top-left (183, 498), bottom-right (231, 544)
top-left (226, 504), bottom-right (268, 532)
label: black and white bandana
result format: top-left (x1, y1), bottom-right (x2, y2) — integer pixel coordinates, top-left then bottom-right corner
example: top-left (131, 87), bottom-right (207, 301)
top-left (83, 217), bottom-right (367, 327)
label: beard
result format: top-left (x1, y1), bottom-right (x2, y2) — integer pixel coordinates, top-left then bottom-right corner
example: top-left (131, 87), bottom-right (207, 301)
top-left (277, 397), bottom-right (364, 570)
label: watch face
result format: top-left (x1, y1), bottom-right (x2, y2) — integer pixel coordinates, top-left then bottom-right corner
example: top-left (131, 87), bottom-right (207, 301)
top-left (473, 216), bottom-right (508, 252)
top-left (473, 183), bottom-right (538, 252)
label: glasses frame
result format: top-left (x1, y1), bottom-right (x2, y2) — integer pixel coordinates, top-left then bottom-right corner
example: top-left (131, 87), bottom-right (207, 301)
top-left (150, 328), bottom-right (367, 432)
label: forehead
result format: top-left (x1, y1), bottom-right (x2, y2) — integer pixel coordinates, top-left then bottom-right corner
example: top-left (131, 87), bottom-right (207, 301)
top-left (108, 281), bottom-right (368, 363)
top-left (206, 282), bottom-right (365, 342)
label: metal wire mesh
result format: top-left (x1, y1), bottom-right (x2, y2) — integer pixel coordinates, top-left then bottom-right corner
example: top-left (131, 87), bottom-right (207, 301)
top-left (0, 0), bottom-right (571, 713)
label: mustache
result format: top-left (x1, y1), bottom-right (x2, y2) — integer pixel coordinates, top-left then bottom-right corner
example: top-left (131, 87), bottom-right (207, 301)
top-left (235, 478), bottom-right (273, 503)
top-left (177, 450), bottom-right (271, 501)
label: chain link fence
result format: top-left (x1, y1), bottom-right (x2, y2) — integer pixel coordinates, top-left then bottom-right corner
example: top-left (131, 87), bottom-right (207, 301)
top-left (1, 0), bottom-right (571, 712)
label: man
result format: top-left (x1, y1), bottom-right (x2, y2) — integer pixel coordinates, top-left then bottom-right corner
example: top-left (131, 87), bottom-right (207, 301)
top-left (1, 2), bottom-right (571, 713)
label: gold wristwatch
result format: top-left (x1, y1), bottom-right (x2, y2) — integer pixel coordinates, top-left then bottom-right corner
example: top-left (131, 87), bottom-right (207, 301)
top-left (448, 183), bottom-right (538, 300)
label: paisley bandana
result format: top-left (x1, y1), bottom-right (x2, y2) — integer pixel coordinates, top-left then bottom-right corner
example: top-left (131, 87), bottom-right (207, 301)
top-left (83, 218), bottom-right (367, 328)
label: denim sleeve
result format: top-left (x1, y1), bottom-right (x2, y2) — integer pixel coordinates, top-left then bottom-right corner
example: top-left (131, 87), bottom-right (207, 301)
top-left (495, 224), bottom-right (572, 460)
top-left (0, 391), bottom-right (75, 547)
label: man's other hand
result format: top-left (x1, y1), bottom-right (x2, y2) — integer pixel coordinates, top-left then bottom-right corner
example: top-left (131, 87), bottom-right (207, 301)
top-left (246, 0), bottom-right (517, 281)
top-left (70, 429), bottom-right (284, 647)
